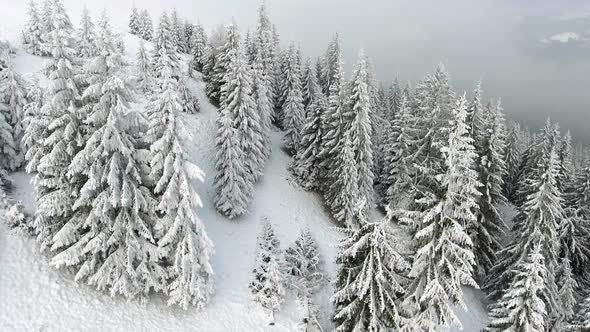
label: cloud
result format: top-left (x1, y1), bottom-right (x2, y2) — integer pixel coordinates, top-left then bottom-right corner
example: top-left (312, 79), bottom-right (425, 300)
top-left (540, 31), bottom-right (582, 43)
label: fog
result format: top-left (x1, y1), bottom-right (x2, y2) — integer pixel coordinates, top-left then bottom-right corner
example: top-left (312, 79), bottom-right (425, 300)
top-left (1, 0), bottom-right (589, 143)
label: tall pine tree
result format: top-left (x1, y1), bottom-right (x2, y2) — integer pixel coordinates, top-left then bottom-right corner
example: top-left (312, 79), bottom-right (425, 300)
top-left (282, 43), bottom-right (305, 154)
top-left (146, 51), bottom-right (214, 309)
top-left (332, 207), bottom-right (410, 331)
top-left (51, 12), bottom-right (165, 300)
top-left (77, 6), bottom-right (97, 58)
top-left (486, 147), bottom-right (563, 325)
top-left (128, 4), bottom-right (140, 35)
top-left (399, 94), bottom-right (479, 330)
top-left (26, 0), bottom-right (83, 250)
top-left (485, 246), bottom-right (548, 332)
top-left (284, 227), bottom-right (325, 329)
top-left (250, 219), bottom-right (284, 324)
top-left (292, 92), bottom-right (327, 190)
top-left (347, 50), bottom-right (374, 212)
top-left (22, 0), bottom-right (44, 56)
top-left (213, 47), bottom-right (261, 218)
top-left (470, 99), bottom-right (508, 279)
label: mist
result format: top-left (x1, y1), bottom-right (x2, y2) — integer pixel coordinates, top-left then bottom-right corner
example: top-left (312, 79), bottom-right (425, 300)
top-left (1, 0), bottom-right (589, 142)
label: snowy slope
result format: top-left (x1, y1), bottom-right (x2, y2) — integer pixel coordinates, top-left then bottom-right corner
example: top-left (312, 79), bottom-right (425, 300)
top-left (0, 132), bottom-right (338, 332)
top-left (0, 32), bottom-right (493, 332)
top-left (0, 33), bottom-right (340, 331)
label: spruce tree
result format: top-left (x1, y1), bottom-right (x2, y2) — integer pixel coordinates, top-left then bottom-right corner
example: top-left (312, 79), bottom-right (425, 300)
top-left (23, 0), bottom-right (44, 56)
top-left (250, 219), bottom-right (284, 324)
top-left (139, 9), bottom-right (153, 41)
top-left (470, 99), bottom-right (507, 278)
top-left (566, 157), bottom-right (590, 274)
top-left (213, 108), bottom-right (250, 219)
top-left (77, 6), bottom-right (97, 58)
top-left (302, 58), bottom-right (319, 111)
top-left (202, 25), bottom-right (227, 86)
top-left (332, 134), bottom-right (361, 229)
top-left (39, 0), bottom-right (54, 56)
top-left (284, 228), bottom-right (324, 328)
top-left (319, 34), bottom-right (348, 206)
top-left (314, 57), bottom-right (323, 94)
top-left (485, 246), bottom-right (548, 332)
top-left (251, 60), bottom-right (273, 164)
top-left (320, 34), bottom-right (344, 95)
top-left (128, 4), bottom-right (140, 35)
top-left (136, 40), bottom-right (153, 93)
top-left (227, 49), bottom-right (264, 182)
top-left (382, 96), bottom-right (415, 209)
top-left (389, 79), bottom-right (403, 117)
top-left (0, 62), bottom-right (28, 169)
top-left (568, 293), bottom-right (590, 331)
top-left (190, 23), bottom-right (207, 73)
top-left (347, 50), bottom-right (374, 211)
top-left (558, 132), bottom-right (582, 271)
top-left (254, 2), bottom-right (278, 137)
top-left (244, 31), bottom-right (256, 64)
top-left (184, 22), bottom-right (194, 53)
top-left (152, 12), bottom-right (179, 79)
top-left (22, 79), bottom-right (43, 153)
top-left (213, 48), bottom-right (260, 218)
top-left (51, 13), bottom-right (165, 299)
top-left (559, 201), bottom-right (590, 279)
top-left (169, 9), bottom-right (184, 53)
top-left (146, 52), bottom-right (214, 309)
top-left (401, 65), bottom-right (455, 216)
top-left (466, 81), bottom-right (486, 150)
top-left (575, 158), bottom-right (590, 220)
top-left (5, 201), bottom-right (27, 230)
top-left (399, 94), bottom-right (479, 330)
top-left (26, 0), bottom-right (83, 251)
top-left (178, 76), bottom-right (200, 114)
top-left (22, 79), bottom-right (44, 172)
top-left (209, 22), bottom-right (240, 106)
top-left (371, 85), bottom-right (388, 196)
top-left (332, 208), bottom-right (410, 331)
top-left (558, 130), bottom-right (574, 193)
top-left (486, 147), bottom-right (563, 321)
top-left (271, 48), bottom-right (286, 124)
top-left (0, 82), bottom-right (17, 174)
top-left (292, 92), bottom-right (327, 190)
top-left (282, 44), bottom-right (305, 154)
top-left (274, 50), bottom-right (290, 125)
top-left (557, 257), bottom-right (577, 325)
top-left (512, 134), bottom-right (543, 207)
top-left (503, 121), bottom-right (522, 201)
top-left (254, 2), bottom-right (277, 88)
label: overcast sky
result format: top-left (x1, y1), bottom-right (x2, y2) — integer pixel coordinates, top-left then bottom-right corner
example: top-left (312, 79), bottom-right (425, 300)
top-left (1, 0), bottom-right (590, 143)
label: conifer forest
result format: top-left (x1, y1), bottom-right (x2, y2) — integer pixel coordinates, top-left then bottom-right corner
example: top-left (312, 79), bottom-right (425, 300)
top-left (1, 1), bottom-right (590, 331)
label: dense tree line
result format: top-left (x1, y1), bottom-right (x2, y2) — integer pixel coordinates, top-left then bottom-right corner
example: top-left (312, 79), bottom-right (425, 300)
top-left (15, 0), bottom-right (213, 309)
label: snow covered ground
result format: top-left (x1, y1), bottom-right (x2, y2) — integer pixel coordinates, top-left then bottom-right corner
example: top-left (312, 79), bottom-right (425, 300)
top-left (0, 31), bottom-right (495, 332)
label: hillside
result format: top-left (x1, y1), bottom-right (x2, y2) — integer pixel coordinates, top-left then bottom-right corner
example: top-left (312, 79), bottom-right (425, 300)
top-left (0, 32), bottom-right (495, 331)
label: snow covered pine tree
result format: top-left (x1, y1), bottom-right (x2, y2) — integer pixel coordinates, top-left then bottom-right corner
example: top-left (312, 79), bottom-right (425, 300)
top-left (284, 227), bottom-right (325, 330)
top-left (485, 246), bottom-right (548, 332)
top-left (399, 94), bottom-right (480, 330)
top-left (146, 48), bottom-right (214, 309)
top-left (50, 12), bottom-right (164, 300)
top-left (250, 219), bottom-right (285, 325)
top-left (332, 205), bottom-right (410, 331)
